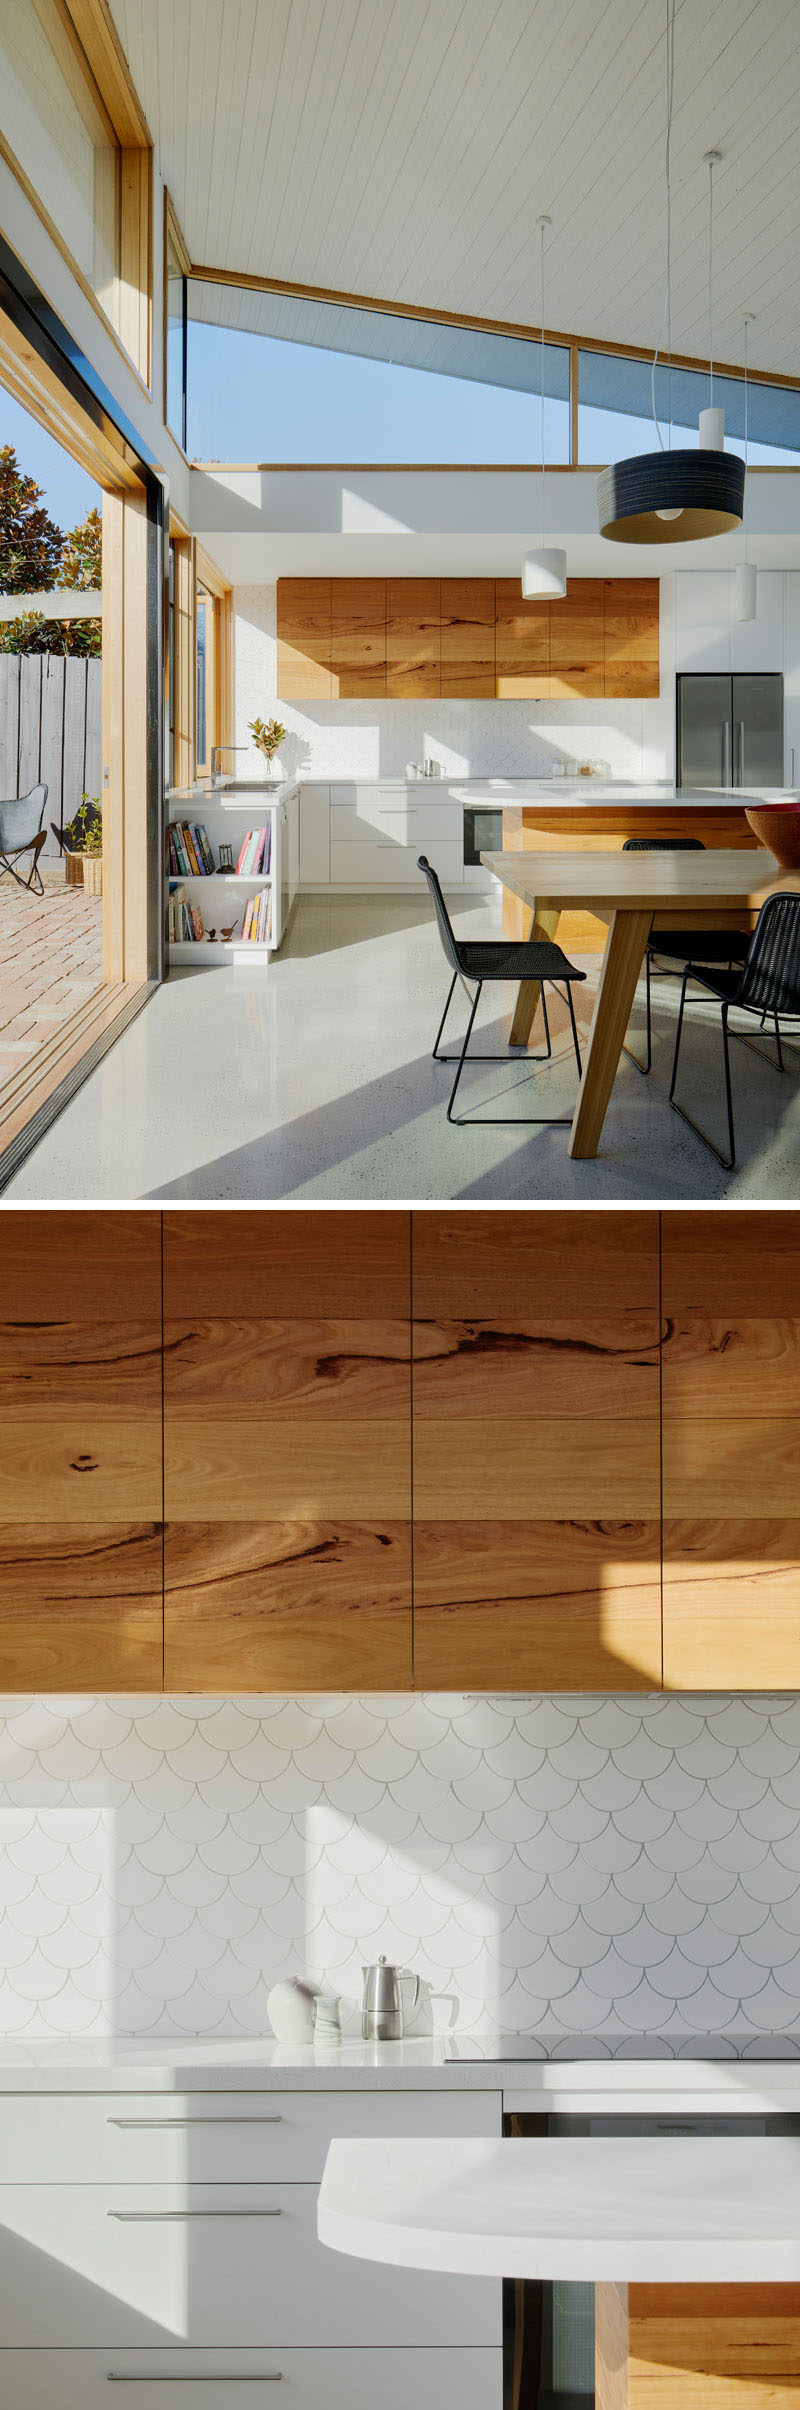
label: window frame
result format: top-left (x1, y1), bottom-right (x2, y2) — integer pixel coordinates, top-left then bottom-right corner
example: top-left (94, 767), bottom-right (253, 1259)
top-left (0, 0), bottom-right (153, 389)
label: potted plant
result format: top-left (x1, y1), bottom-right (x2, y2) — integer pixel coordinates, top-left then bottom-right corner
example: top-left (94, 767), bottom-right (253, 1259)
top-left (248, 715), bottom-right (286, 774)
top-left (64, 793), bottom-right (103, 894)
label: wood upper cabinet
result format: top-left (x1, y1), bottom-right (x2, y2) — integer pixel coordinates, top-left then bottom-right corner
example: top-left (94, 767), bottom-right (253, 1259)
top-left (276, 579), bottom-right (333, 698)
top-left (495, 580), bottom-right (550, 697)
top-left (604, 578), bottom-right (660, 697)
top-left (597, 2280), bottom-right (800, 2410)
top-left (411, 1211), bottom-right (662, 1691)
top-left (386, 578), bottom-right (441, 696)
top-left (441, 579), bottom-right (495, 697)
top-left (549, 579), bottom-right (605, 697)
top-left (163, 1210), bottom-right (413, 1691)
top-left (662, 1212), bottom-right (800, 1690)
top-left (332, 579), bottom-right (386, 697)
top-left (0, 1212), bottom-right (163, 1689)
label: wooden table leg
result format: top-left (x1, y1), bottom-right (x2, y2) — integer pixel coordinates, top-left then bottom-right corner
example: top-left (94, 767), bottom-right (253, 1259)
top-left (568, 908), bottom-right (652, 1159)
top-left (508, 903), bottom-right (561, 1048)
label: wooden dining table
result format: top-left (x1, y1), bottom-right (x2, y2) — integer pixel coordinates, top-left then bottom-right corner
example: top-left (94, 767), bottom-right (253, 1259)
top-left (481, 844), bottom-right (798, 1158)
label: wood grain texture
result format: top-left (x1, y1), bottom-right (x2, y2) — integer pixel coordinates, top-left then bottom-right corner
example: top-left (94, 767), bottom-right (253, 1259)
top-left (412, 1210), bottom-right (659, 1317)
top-left (627, 2284), bottom-right (800, 2379)
top-left (414, 1416), bottom-right (658, 1519)
top-left (0, 1417), bottom-right (162, 1520)
top-left (163, 1209), bottom-right (410, 1317)
top-left (550, 578), bottom-right (605, 696)
top-left (0, 1523), bottom-right (163, 1688)
top-left (0, 1320), bottom-right (162, 1409)
top-left (663, 1420), bottom-right (800, 1513)
top-left (569, 907), bottom-right (653, 1158)
top-left (663, 1520), bottom-right (800, 1689)
top-left (413, 1315), bottom-right (660, 1416)
top-left (166, 1417), bottom-right (410, 1520)
top-left (662, 1212), bottom-right (800, 1315)
top-left (385, 578), bottom-right (441, 696)
top-left (0, 1210), bottom-right (161, 1317)
top-left (164, 1318), bottom-right (408, 1411)
top-left (440, 578), bottom-right (495, 697)
top-left (164, 1519), bottom-right (412, 1691)
top-left (413, 1527), bottom-right (662, 1689)
top-left (276, 577), bottom-right (333, 698)
top-left (596, 2283), bottom-right (630, 2410)
top-left (662, 1317), bottom-right (800, 1417)
top-left (495, 579), bottom-right (550, 697)
top-left (604, 578), bottom-right (660, 697)
top-left (331, 578), bottom-right (386, 696)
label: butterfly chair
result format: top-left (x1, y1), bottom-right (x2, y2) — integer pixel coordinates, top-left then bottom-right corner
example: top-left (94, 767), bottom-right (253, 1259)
top-left (669, 890), bottom-right (800, 1169)
top-left (0, 783), bottom-right (48, 895)
top-left (418, 853), bottom-right (585, 1126)
top-left (621, 834), bottom-right (749, 1075)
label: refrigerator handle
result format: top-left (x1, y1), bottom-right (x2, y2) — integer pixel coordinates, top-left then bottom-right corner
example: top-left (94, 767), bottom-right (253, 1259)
top-left (723, 721), bottom-right (732, 787)
top-left (736, 721), bottom-right (745, 787)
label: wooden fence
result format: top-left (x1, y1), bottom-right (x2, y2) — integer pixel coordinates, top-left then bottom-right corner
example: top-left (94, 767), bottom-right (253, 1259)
top-left (0, 655), bottom-right (102, 855)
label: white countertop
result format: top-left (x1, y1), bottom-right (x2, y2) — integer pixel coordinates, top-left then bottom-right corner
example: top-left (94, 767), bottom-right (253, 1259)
top-left (318, 2133), bottom-right (800, 2283)
top-left (167, 777), bottom-right (788, 805)
top-left (0, 2037), bottom-right (800, 2108)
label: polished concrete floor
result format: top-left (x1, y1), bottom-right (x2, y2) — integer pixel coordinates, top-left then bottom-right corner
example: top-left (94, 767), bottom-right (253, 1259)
top-left (7, 892), bottom-right (800, 1200)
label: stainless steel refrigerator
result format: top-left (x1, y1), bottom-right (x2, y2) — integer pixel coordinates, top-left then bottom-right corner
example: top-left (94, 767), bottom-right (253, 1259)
top-left (677, 672), bottom-right (784, 788)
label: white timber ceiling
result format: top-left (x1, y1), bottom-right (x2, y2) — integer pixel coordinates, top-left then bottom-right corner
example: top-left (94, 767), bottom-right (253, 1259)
top-left (111, 0), bottom-right (800, 374)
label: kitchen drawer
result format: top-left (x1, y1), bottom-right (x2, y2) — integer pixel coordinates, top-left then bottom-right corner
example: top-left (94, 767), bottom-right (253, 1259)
top-left (0, 2087), bottom-right (499, 2184)
top-left (330, 836), bottom-right (464, 887)
top-left (0, 2184), bottom-right (500, 2346)
top-left (0, 2347), bottom-right (503, 2409)
top-left (330, 792), bottom-right (462, 843)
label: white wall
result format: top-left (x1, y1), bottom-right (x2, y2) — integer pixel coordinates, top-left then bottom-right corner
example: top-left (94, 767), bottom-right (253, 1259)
top-left (2, 1691), bottom-right (800, 2050)
top-left (234, 583), bottom-right (674, 783)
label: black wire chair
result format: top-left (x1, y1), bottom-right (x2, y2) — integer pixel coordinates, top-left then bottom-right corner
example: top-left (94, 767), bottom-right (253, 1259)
top-left (418, 853), bottom-right (586, 1125)
top-left (621, 834), bottom-right (749, 1075)
top-left (0, 783), bottom-right (48, 896)
top-left (669, 890), bottom-right (800, 1169)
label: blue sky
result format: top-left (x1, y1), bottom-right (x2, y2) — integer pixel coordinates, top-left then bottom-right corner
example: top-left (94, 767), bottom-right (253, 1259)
top-left (1, 388), bottom-right (100, 532)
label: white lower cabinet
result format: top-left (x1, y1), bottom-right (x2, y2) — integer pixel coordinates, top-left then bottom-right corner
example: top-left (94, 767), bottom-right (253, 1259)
top-left (0, 2348), bottom-right (503, 2409)
top-left (0, 2084), bottom-right (502, 2409)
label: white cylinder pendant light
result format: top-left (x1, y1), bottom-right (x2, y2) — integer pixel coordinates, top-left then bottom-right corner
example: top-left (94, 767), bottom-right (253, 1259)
top-left (522, 547), bottom-right (567, 598)
top-left (700, 407), bottom-right (725, 450)
top-left (522, 213), bottom-right (567, 600)
top-left (735, 562), bottom-right (757, 620)
top-left (735, 313), bottom-right (757, 622)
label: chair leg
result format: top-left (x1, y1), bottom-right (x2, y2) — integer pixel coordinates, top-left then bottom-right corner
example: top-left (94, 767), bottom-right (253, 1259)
top-left (540, 984), bottom-right (552, 1062)
top-left (565, 981), bottom-right (583, 1079)
top-left (432, 972), bottom-right (458, 1060)
top-left (447, 981), bottom-right (482, 1123)
top-left (669, 973), bottom-right (736, 1172)
top-left (621, 948), bottom-right (652, 1076)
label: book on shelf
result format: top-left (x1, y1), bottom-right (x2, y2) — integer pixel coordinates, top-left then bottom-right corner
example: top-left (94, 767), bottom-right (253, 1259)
top-left (236, 824), bottom-right (270, 876)
top-left (169, 819), bottom-right (216, 875)
top-left (240, 887), bottom-right (271, 944)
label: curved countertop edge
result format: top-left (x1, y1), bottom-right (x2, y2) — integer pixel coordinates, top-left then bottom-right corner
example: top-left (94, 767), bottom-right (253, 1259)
top-left (317, 2134), bottom-right (800, 2283)
top-left (0, 2037), bottom-right (800, 2099)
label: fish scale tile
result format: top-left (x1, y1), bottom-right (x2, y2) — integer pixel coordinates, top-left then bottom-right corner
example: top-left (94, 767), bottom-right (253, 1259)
top-left (2, 1696), bottom-right (800, 2041)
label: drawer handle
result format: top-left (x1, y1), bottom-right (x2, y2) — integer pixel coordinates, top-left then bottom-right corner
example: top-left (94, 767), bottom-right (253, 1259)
top-left (107, 2376), bottom-right (283, 2385)
top-left (108, 2209), bottom-right (283, 2221)
top-left (107, 2118), bottom-right (284, 2130)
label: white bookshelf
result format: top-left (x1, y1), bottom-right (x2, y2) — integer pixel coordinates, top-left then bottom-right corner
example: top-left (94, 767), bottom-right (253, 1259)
top-left (165, 781), bottom-right (298, 967)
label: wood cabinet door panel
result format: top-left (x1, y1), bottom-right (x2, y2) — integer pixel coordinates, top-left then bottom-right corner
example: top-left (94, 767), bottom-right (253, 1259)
top-left (604, 578), bottom-right (660, 697)
top-left (441, 579), bottom-right (495, 696)
top-left (386, 579), bottom-right (440, 696)
top-left (332, 578), bottom-right (386, 696)
top-left (662, 1213), bottom-right (800, 1688)
top-left (414, 1522), bottom-right (661, 1689)
top-left (165, 1520), bottom-right (412, 1691)
top-left (549, 579), bottom-right (605, 697)
top-left (0, 1524), bottom-right (163, 1688)
top-left (412, 1210), bottom-right (660, 1690)
top-left (627, 2283), bottom-right (800, 2380)
top-left (495, 579), bottom-right (550, 696)
top-left (164, 1210), bottom-right (412, 1691)
top-left (276, 578), bottom-right (333, 698)
top-left (0, 1214), bottom-right (163, 1690)
top-left (163, 1209), bottom-right (410, 1317)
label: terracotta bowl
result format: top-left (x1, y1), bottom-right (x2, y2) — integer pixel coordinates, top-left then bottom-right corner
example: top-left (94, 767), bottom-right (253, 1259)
top-left (745, 804), bottom-right (800, 871)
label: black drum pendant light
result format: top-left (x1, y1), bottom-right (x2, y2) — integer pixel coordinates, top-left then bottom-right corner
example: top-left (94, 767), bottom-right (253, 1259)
top-left (597, 0), bottom-right (744, 546)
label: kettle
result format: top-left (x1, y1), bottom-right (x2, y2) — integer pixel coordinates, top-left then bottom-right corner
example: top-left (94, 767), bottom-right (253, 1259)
top-left (361, 1955), bottom-right (420, 2042)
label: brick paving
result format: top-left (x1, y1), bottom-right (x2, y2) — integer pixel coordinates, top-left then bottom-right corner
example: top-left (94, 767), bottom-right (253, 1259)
top-left (0, 864), bottom-right (103, 1082)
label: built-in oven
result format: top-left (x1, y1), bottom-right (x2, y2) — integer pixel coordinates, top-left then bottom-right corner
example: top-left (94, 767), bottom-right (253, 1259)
top-left (463, 804), bottom-right (504, 867)
top-left (505, 2107), bottom-right (800, 2410)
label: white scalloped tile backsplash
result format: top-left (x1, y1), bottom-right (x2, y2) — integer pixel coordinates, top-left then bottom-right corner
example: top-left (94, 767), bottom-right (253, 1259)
top-left (3, 1693), bottom-right (800, 2052)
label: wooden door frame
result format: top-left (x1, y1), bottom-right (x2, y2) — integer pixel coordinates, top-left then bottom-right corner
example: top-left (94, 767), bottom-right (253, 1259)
top-left (0, 232), bottom-right (164, 1187)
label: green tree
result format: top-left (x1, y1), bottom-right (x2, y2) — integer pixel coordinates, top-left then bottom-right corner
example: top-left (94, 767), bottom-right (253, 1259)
top-left (58, 504), bottom-right (102, 592)
top-left (0, 444), bottom-right (63, 591)
top-left (0, 493), bottom-right (103, 655)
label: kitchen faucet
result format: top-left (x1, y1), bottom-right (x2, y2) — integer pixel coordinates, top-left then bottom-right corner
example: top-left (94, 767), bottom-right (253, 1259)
top-left (210, 744), bottom-right (249, 786)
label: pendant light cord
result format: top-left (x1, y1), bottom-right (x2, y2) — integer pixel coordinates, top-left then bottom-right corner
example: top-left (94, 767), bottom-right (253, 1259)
top-left (707, 153), bottom-right (716, 405)
top-left (540, 215), bottom-right (546, 543)
top-left (651, 0), bottom-right (676, 451)
top-left (743, 311), bottom-right (753, 562)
